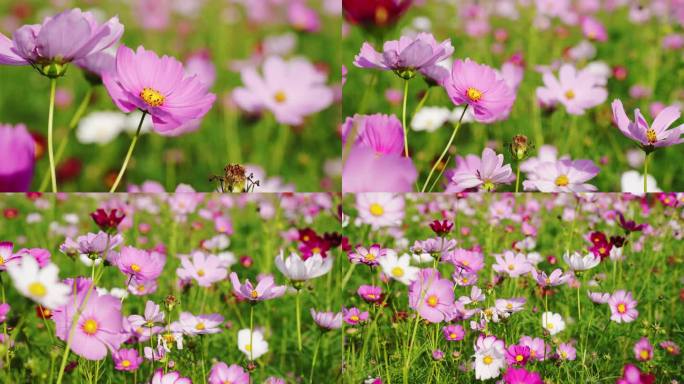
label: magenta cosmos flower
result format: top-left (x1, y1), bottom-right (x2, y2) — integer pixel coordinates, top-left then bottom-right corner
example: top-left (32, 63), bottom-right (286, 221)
top-left (0, 123), bottom-right (35, 192)
top-left (633, 337), bottom-right (653, 361)
top-left (348, 244), bottom-right (387, 266)
top-left (208, 362), bottom-right (250, 384)
top-left (608, 290), bottom-right (639, 323)
top-left (150, 369), bottom-right (191, 384)
top-left (229, 273), bottom-right (286, 302)
top-left (233, 56), bottom-right (333, 125)
top-left (447, 148), bottom-right (515, 192)
top-left (443, 59), bottom-right (515, 123)
top-left (612, 99), bottom-right (684, 151)
top-left (113, 348), bottom-right (143, 371)
top-left (0, 9), bottom-right (123, 77)
top-left (103, 45), bottom-right (216, 135)
top-left (116, 246), bottom-right (166, 281)
top-left (354, 33), bottom-right (453, 79)
top-left (408, 268), bottom-right (455, 323)
top-left (523, 159), bottom-right (599, 192)
top-left (502, 367), bottom-right (543, 384)
top-left (342, 114), bottom-right (404, 156)
top-left (442, 324), bottom-right (465, 341)
top-left (53, 280), bottom-right (128, 360)
top-left (342, 145), bottom-right (417, 192)
top-left (536, 64), bottom-right (607, 115)
top-left (343, 307), bottom-right (369, 325)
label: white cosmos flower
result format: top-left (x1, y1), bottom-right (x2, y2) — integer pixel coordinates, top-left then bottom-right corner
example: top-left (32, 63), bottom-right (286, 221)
top-left (7, 255), bottom-right (70, 309)
top-left (76, 111), bottom-right (126, 144)
top-left (621, 170), bottom-right (661, 195)
top-left (378, 252), bottom-right (419, 285)
top-left (410, 107), bottom-right (451, 132)
top-left (563, 251), bottom-right (600, 271)
top-left (275, 251), bottom-right (333, 282)
top-left (541, 311), bottom-right (566, 335)
top-left (237, 328), bottom-right (268, 360)
top-left (473, 335), bottom-right (506, 380)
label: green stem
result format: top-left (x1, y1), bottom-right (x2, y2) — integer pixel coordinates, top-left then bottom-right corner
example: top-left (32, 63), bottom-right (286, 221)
top-left (515, 162), bottom-right (521, 193)
top-left (295, 289), bottom-right (302, 352)
top-left (576, 284), bottom-right (581, 319)
top-left (309, 336), bottom-right (322, 383)
top-left (413, 88), bottom-right (430, 116)
top-left (110, 112), bottom-right (147, 192)
top-left (39, 87), bottom-right (93, 192)
top-left (47, 78), bottom-right (58, 192)
top-left (403, 316), bottom-right (421, 384)
top-left (421, 106), bottom-right (468, 192)
top-left (402, 79), bottom-right (410, 157)
top-left (249, 304), bottom-right (254, 361)
top-left (643, 152), bottom-right (650, 194)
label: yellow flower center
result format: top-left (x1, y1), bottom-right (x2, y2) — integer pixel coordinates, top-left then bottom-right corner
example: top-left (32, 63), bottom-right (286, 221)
top-left (516, 354), bottom-right (524, 362)
top-left (197, 269), bottom-right (205, 277)
top-left (369, 203), bottom-right (384, 217)
top-left (506, 303), bottom-right (513, 310)
top-left (311, 247), bottom-right (321, 254)
top-left (365, 253), bottom-right (376, 262)
top-left (244, 344), bottom-right (252, 352)
top-left (666, 346), bottom-right (674, 352)
top-left (350, 315), bottom-right (359, 322)
top-left (426, 295), bottom-right (439, 307)
top-left (130, 264), bottom-right (141, 272)
top-left (375, 6), bottom-right (389, 24)
top-left (483, 355), bottom-right (493, 365)
top-left (546, 322), bottom-right (554, 329)
top-left (482, 180), bottom-right (495, 191)
top-left (140, 87), bottom-right (165, 107)
top-left (28, 282), bottom-right (47, 297)
top-left (83, 319), bottom-right (99, 335)
top-left (565, 90), bottom-right (575, 100)
top-left (0, 256), bottom-right (4, 265)
top-left (195, 322), bottom-right (205, 331)
top-left (449, 333), bottom-right (457, 339)
top-left (555, 175), bottom-right (570, 187)
top-left (561, 351), bottom-right (567, 359)
top-left (121, 360), bottom-right (131, 367)
top-left (617, 303), bottom-right (626, 313)
top-left (391, 267), bottom-right (404, 277)
top-left (462, 278), bottom-right (469, 284)
top-left (462, 261), bottom-right (470, 266)
top-left (646, 128), bottom-right (657, 144)
top-left (250, 290), bottom-right (259, 299)
top-left (640, 350), bottom-right (649, 359)
top-left (508, 264), bottom-right (515, 271)
top-left (274, 91), bottom-right (287, 103)
top-left (466, 87), bottom-right (483, 102)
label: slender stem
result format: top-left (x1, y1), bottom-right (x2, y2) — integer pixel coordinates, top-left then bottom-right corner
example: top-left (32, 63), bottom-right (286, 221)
top-left (47, 78), bottom-right (58, 192)
top-left (421, 106), bottom-right (468, 192)
top-left (110, 112), bottom-right (147, 192)
top-left (39, 87), bottom-right (93, 192)
top-left (403, 316), bottom-right (421, 384)
top-left (249, 304), bottom-right (254, 361)
top-left (295, 289), bottom-right (302, 352)
top-left (402, 79), bottom-right (410, 157)
top-left (576, 284), bottom-right (581, 319)
top-left (309, 336), bottom-right (322, 383)
top-left (643, 152), bottom-right (650, 194)
top-left (413, 88), bottom-right (430, 116)
top-left (515, 162), bottom-right (521, 193)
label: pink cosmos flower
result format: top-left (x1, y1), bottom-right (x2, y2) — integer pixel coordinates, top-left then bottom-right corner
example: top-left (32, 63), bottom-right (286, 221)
top-left (229, 273), bottom-right (286, 302)
top-left (150, 369), bottom-right (192, 384)
top-left (608, 290), bottom-right (638, 323)
top-left (75, 51), bottom-right (115, 82)
top-left (442, 324), bottom-right (465, 341)
top-left (357, 285), bottom-right (383, 303)
top-left (0, 303), bottom-right (10, 323)
top-left (633, 337), bottom-right (653, 361)
top-left (519, 336), bottom-right (550, 361)
top-left (176, 251), bottom-right (228, 287)
top-left (506, 344), bottom-right (531, 366)
top-left (557, 343), bottom-right (576, 360)
top-left (611, 99), bottom-right (684, 151)
top-left (342, 145), bottom-right (417, 192)
top-left (0, 9), bottom-right (123, 76)
top-left (616, 364), bottom-right (655, 384)
top-left (523, 159), bottom-right (599, 192)
top-left (343, 307), bottom-right (369, 325)
top-left (233, 56), bottom-right (333, 125)
top-left (581, 16), bottom-right (608, 41)
top-left (208, 362), bottom-right (250, 384)
top-left (52, 279), bottom-right (128, 360)
top-left (447, 148), bottom-right (515, 192)
top-left (0, 123), bottom-right (35, 192)
top-left (502, 367), bottom-right (543, 384)
top-left (531, 268), bottom-right (570, 287)
top-left (342, 114), bottom-right (404, 156)
top-left (348, 244), bottom-right (387, 266)
top-left (116, 246), bottom-right (165, 281)
top-left (173, 312), bottom-right (224, 336)
top-left (493, 251), bottom-right (532, 278)
top-left (310, 309), bottom-right (343, 330)
top-left (113, 348), bottom-right (143, 371)
top-left (127, 300), bottom-right (164, 341)
top-left (587, 291), bottom-right (611, 304)
top-left (443, 59), bottom-right (515, 123)
top-left (14, 248), bottom-right (51, 268)
top-left (0, 241), bottom-right (20, 270)
top-left (659, 341), bottom-right (680, 355)
top-left (354, 33), bottom-right (454, 79)
top-left (103, 45), bottom-right (216, 135)
top-left (536, 64), bottom-right (607, 115)
top-left (408, 268), bottom-right (455, 323)
top-left (445, 248), bottom-right (484, 273)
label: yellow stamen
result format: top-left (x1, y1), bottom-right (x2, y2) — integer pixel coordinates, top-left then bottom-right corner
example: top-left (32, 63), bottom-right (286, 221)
top-left (350, 315), bottom-right (360, 322)
top-left (83, 319), bottom-right (98, 335)
top-left (130, 264), bottom-right (141, 272)
top-left (28, 282), bottom-right (47, 297)
top-left (250, 290), bottom-right (259, 299)
top-left (555, 175), bottom-right (569, 187)
top-left (391, 267), bottom-right (404, 277)
top-left (617, 303), bottom-right (626, 313)
top-left (369, 203), bottom-right (384, 217)
top-left (244, 344), bottom-right (252, 352)
top-left (466, 87), bottom-right (483, 102)
top-left (426, 295), bottom-right (439, 307)
top-left (515, 354), bottom-right (524, 362)
top-left (639, 350), bottom-right (649, 359)
top-left (195, 322), bottom-right (205, 331)
top-left (121, 360), bottom-right (131, 367)
top-left (140, 87), bottom-right (165, 107)
top-left (274, 91), bottom-right (287, 103)
top-left (565, 90), bottom-right (575, 100)
top-left (375, 7), bottom-right (388, 24)
top-left (646, 128), bottom-right (657, 144)
top-left (483, 355), bottom-right (493, 365)
top-left (507, 264), bottom-right (515, 271)
top-left (197, 269), bottom-right (206, 277)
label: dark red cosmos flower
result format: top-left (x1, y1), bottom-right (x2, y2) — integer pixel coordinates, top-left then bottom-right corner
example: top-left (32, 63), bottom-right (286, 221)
top-left (430, 219), bottom-right (454, 235)
top-left (299, 235), bottom-right (331, 260)
top-left (610, 235), bottom-right (626, 248)
top-left (343, 0), bottom-right (413, 28)
top-left (57, 157), bottom-right (83, 182)
top-left (3, 208), bottom-right (19, 219)
top-left (90, 208), bottom-right (125, 233)
top-left (617, 212), bottom-right (645, 234)
top-left (588, 231), bottom-right (612, 260)
top-left (589, 231), bottom-right (607, 245)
